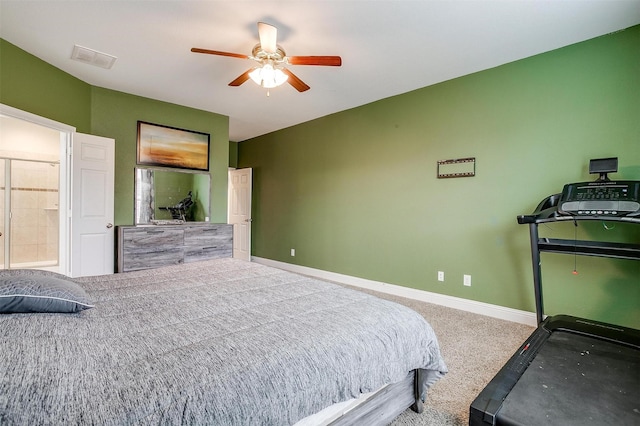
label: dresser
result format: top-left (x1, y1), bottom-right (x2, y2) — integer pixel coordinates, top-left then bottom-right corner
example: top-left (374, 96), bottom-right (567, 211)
top-left (116, 223), bottom-right (233, 272)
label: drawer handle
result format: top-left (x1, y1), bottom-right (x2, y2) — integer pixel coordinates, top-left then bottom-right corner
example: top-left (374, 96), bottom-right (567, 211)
top-left (146, 230), bottom-right (165, 234)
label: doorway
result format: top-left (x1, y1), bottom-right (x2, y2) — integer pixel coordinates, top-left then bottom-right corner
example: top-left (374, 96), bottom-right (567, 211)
top-left (0, 104), bottom-right (73, 274)
top-left (228, 168), bottom-right (252, 261)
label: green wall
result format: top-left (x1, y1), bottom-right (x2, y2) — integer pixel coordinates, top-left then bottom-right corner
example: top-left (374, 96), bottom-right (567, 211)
top-left (0, 39), bottom-right (229, 225)
top-left (238, 26), bottom-right (640, 328)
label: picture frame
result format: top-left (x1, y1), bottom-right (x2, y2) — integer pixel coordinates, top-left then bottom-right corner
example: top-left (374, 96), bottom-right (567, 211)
top-left (137, 121), bottom-right (210, 171)
top-left (437, 157), bottom-right (476, 178)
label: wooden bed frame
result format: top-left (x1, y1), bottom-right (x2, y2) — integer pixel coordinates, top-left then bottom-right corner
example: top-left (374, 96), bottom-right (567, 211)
top-left (328, 369), bottom-right (427, 425)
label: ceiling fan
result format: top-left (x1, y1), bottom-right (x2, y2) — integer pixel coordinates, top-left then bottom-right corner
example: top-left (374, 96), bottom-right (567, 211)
top-left (191, 22), bottom-right (342, 93)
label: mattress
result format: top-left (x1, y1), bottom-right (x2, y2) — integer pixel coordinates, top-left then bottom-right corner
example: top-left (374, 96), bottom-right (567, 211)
top-left (0, 258), bottom-right (447, 424)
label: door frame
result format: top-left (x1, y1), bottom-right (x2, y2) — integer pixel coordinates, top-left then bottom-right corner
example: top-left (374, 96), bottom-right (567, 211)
top-left (0, 104), bottom-right (75, 275)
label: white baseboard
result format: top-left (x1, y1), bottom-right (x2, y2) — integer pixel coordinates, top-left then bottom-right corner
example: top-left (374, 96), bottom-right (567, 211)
top-left (252, 257), bottom-right (537, 327)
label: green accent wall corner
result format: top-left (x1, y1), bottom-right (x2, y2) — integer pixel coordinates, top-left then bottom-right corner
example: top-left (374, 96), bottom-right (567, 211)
top-left (0, 39), bottom-right (91, 132)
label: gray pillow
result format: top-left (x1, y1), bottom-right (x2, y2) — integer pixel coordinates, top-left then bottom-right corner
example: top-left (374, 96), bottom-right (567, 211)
top-left (0, 270), bottom-right (94, 314)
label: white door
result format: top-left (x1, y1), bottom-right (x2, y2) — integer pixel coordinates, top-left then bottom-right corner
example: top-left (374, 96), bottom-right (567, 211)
top-left (228, 168), bottom-right (252, 261)
top-left (71, 133), bottom-right (115, 277)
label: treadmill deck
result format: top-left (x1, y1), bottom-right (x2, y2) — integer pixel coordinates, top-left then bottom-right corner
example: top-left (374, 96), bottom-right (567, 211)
top-left (470, 315), bottom-right (640, 426)
top-left (498, 331), bottom-right (640, 425)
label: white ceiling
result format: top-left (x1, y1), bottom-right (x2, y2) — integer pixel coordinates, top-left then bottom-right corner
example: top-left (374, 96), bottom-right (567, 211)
top-left (1, 1), bottom-right (639, 142)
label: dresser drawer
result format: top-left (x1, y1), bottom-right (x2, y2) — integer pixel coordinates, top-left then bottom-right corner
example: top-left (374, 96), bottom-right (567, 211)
top-left (184, 225), bottom-right (233, 246)
top-left (184, 245), bottom-right (232, 263)
top-left (121, 246), bottom-right (184, 271)
top-left (122, 228), bottom-right (184, 248)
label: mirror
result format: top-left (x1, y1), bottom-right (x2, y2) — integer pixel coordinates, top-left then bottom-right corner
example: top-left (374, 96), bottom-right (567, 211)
top-left (135, 167), bottom-right (210, 224)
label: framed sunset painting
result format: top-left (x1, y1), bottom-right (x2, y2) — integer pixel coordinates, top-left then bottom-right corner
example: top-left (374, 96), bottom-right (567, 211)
top-left (137, 121), bottom-right (210, 171)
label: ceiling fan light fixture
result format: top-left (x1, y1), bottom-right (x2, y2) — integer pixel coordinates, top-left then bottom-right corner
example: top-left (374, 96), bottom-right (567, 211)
top-left (249, 64), bottom-right (288, 89)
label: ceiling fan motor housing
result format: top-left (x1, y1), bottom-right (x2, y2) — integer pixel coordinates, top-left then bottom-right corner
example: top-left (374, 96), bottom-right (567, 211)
top-left (251, 44), bottom-right (287, 64)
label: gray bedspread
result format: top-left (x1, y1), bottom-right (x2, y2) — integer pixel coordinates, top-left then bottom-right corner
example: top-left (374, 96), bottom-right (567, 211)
top-left (0, 258), bottom-right (447, 425)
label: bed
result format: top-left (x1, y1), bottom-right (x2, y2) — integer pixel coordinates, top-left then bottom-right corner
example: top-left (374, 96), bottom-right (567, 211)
top-left (0, 257), bottom-right (447, 425)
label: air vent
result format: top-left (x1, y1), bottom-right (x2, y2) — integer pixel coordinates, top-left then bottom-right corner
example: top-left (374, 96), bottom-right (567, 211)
top-left (71, 44), bottom-right (117, 69)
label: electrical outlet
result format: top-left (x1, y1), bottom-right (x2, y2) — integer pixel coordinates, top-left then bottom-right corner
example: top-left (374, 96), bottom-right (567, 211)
top-left (437, 271), bottom-right (445, 282)
top-left (464, 275), bottom-right (472, 287)
top-left (290, 248), bottom-right (295, 257)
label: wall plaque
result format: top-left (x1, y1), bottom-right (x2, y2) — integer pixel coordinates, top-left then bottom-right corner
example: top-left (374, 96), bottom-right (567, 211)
top-left (437, 157), bottom-right (476, 178)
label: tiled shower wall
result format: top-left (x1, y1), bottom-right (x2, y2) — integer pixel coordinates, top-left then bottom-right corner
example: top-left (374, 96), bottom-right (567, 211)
top-left (9, 160), bottom-right (59, 266)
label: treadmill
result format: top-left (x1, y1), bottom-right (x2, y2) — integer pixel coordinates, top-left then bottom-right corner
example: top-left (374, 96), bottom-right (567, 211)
top-left (470, 159), bottom-right (640, 425)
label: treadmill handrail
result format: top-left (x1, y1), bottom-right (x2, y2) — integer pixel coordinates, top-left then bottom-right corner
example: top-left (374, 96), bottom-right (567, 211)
top-left (517, 194), bottom-right (640, 324)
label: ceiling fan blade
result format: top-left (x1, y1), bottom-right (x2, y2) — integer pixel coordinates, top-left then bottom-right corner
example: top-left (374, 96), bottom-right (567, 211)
top-left (191, 47), bottom-right (248, 60)
top-left (258, 22), bottom-right (277, 54)
top-left (229, 69), bottom-right (252, 87)
top-left (282, 68), bottom-right (310, 92)
top-left (288, 56), bottom-right (342, 66)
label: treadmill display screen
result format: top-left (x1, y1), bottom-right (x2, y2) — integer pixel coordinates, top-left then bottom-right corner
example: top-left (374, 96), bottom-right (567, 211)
top-left (558, 180), bottom-right (640, 217)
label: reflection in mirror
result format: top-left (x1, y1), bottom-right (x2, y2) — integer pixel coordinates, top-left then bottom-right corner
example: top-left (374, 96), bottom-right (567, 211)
top-left (135, 168), bottom-right (210, 224)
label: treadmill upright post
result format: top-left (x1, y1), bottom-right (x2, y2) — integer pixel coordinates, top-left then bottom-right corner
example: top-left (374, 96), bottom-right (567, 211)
top-left (528, 222), bottom-right (544, 324)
